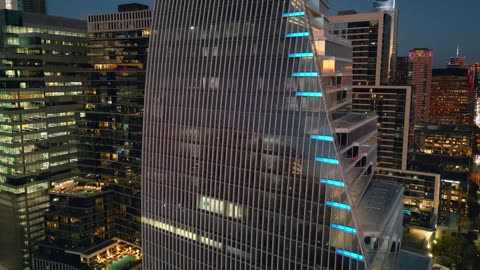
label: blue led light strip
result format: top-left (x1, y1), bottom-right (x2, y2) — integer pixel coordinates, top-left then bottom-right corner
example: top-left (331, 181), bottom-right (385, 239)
top-left (296, 92), bottom-right (323, 97)
top-left (292, 72), bottom-right (318, 77)
top-left (326, 201), bottom-right (351, 210)
top-left (320, 179), bottom-right (345, 187)
top-left (331, 224), bottom-right (357, 234)
top-left (336, 248), bottom-right (364, 261)
top-left (311, 135), bottom-right (333, 141)
top-left (282, 11), bottom-right (305, 17)
top-left (289, 52), bottom-right (314, 58)
top-left (315, 157), bottom-right (339, 165)
top-left (285, 32), bottom-right (309, 38)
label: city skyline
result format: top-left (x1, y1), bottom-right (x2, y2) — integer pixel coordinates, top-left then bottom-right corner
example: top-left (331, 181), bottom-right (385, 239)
top-left (0, 0), bottom-right (477, 269)
top-left (47, 0), bottom-right (478, 68)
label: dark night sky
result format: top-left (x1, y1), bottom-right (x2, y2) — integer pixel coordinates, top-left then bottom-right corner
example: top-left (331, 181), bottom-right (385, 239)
top-left (48, 0), bottom-right (477, 68)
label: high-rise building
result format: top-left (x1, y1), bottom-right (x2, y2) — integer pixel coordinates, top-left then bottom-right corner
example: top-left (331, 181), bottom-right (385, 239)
top-left (330, 11), bottom-right (392, 86)
top-left (352, 85), bottom-right (412, 170)
top-left (78, 2), bottom-right (151, 247)
top-left (32, 5), bottom-right (151, 270)
top-left (372, 0), bottom-right (398, 83)
top-left (414, 123), bottom-right (473, 217)
top-left (0, 10), bottom-right (87, 270)
top-left (20, 0), bottom-right (46, 14)
top-left (408, 48), bottom-right (433, 124)
top-left (142, 1), bottom-right (405, 270)
top-left (395, 56), bottom-right (409, 85)
top-left (429, 68), bottom-right (474, 126)
top-left (33, 179), bottom-right (143, 270)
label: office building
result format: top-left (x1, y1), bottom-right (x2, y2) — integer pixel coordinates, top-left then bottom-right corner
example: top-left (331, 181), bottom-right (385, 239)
top-left (352, 85), bottom-right (412, 170)
top-left (330, 10), bottom-right (392, 86)
top-left (142, 1), bottom-right (405, 270)
top-left (429, 68), bottom-right (474, 126)
top-left (372, 0), bottom-right (398, 83)
top-left (0, 9), bottom-right (87, 270)
top-left (78, 3), bottom-right (151, 246)
top-left (414, 123), bottom-right (473, 217)
top-left (408, 48), bottom-right (433, 124)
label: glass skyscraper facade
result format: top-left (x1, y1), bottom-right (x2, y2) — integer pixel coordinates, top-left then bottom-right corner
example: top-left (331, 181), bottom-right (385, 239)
top-left (142, 1), bottom-right (404, 270)
top-left (0, 10), bottom-right (87, 270)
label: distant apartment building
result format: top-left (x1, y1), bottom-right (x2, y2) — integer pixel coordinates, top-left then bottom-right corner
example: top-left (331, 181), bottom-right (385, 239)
top-left (330, 10), bottom-right (392, 86)
top-left (352, 85), bottom-right (412, 170)
top-left (395, 56), bottom-right (409, 84)
top-left (0, 9), bottom-right (88, 270)
top-left (408, 48), bottom-right (433, 124)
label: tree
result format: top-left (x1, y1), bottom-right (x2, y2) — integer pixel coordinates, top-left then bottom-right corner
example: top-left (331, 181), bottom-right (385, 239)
top-left (432, 236), bottom-right (466, 269)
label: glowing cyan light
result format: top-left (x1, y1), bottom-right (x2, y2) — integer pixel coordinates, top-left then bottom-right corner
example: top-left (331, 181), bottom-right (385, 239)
top-left (326, 201), bottom-right (351, 210)
top-left (288, 52), bottom-right (314, 58)
top-left (293, 72), bottom-right (318, 77)
top-left (331, 224), bottom-right (357, 234)
top-left (336, 248), bottom-right (364, 261)
top-left (296, 92), bottom-right (323, 97)
top-left (311, 135), bottom-right (333, 141)
top-left (320, 179), bottom-right (345, 187)
top-left (282, 11), bottom-right (305, 17)
top-left (285, 32), bottom-right (309, 38)
top-left (315, 157), bottom-right (339, 164)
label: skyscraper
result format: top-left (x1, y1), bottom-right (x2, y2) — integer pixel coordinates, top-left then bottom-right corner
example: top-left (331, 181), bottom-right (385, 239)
top-left (408, 48), bottom-right (433, 124)
top-left (0, 9), bottom-right (87, 269)
top-left (429, 67), bottom-right (474, 126)
top-left (20, 0), bottom-right (46, 14)
top-left (372, 0), bottom-right (397, 82)
top-left (79, 1), bottom-right (151, 247)
top-left (329, 11), bottom-right (392, 86)
top-left (142, 1), bottom-right (404, 270)
top-left (32, 6), bottom-right (150, 269)
top-left (352, 85), bottom-right (412, 170)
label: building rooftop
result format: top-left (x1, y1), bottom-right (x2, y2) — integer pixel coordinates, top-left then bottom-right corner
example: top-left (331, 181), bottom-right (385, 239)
top-left (65, 238), bottom-right (142, 268)
top-left (50, 180), bottom-right (110, 197)
top-left (118, 3), bottom-right (149, 12)
top-left (397, 249), bottom-right (432, 270)
top-left (357, 180), bottom-right (404, 236)
top-left (338, 10), bottom-right (358, 15)
top-left (432, 68), bottom-right (469, 77)
top-left (333, 112), bottom-right (377, 132)
top-left (414, 122), bottom-right (474, 134)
